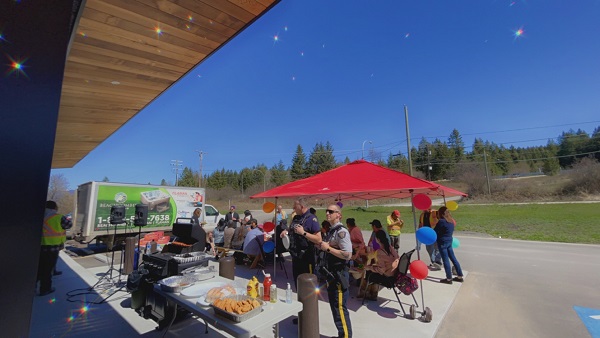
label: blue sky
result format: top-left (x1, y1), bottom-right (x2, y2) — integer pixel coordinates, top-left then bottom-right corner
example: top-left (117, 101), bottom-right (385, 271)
top-left (53, 0), bottom-right (600, 189)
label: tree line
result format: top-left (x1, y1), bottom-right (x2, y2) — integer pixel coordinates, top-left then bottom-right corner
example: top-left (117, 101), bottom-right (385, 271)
top-left (165, 126), bottom-right (600, 191)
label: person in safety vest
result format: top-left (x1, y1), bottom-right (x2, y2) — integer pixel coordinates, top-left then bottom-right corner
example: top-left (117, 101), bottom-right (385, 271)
top-left (37, 201), bottom-right (67, 296)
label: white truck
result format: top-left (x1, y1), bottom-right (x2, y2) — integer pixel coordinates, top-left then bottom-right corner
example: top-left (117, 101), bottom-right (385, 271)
top-left (72, 181), bottom-right (224, 245)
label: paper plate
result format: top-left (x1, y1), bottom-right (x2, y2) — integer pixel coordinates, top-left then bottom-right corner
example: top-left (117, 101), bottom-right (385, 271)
top-left (282, 234), bottom-right (290, 249)
top-left (180, 281), bottom-right (227, 298)
top-left (262, 221), bottom-right (275, 233)
top-left (262, 202), bottom-right (276, 213)
top-left (196, 297), bottom-right (211, 307)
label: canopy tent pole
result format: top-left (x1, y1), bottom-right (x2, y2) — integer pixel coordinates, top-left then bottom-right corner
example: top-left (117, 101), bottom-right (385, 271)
top-left (410, 189), bottom-right (427, 313)
top-left (273, 197), bottom-right (278, 280)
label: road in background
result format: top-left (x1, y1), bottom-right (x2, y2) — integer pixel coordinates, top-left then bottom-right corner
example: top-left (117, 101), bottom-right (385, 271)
top-left (435, 235), bottom-right (600, 337)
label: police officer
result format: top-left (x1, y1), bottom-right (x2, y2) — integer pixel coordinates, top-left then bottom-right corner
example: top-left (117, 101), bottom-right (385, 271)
top-left (296, 203), bottom-right (353, 338)
top-left (281, 197), bottom-right (320, 289)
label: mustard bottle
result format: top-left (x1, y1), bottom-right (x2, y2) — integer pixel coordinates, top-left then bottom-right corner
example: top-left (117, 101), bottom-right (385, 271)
top-left (247, 276), bottom-right (258, 298)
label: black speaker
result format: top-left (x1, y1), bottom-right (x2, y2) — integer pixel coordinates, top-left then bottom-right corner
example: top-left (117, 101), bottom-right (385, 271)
top-left (134, 204), bottom-right (148, 227)
top-left (110, 205), bottom-right (126, 224)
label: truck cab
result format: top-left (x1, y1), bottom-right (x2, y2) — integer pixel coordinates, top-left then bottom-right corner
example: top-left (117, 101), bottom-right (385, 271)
top-left (203, 204), bottom-right (223, 233)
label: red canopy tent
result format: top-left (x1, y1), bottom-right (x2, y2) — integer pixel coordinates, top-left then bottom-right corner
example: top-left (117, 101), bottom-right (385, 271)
top-left (250, 160), bottom-right (467, 315)
top-left (250, 159), bottom-right (467, 201)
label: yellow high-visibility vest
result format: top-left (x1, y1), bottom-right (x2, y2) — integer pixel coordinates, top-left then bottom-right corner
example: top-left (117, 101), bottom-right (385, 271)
top-left (42, 213), bottom-right (66, 246)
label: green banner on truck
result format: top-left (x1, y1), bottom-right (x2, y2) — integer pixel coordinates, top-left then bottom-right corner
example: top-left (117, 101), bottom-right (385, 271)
top-left (94, 185), bottom-right (205, 231)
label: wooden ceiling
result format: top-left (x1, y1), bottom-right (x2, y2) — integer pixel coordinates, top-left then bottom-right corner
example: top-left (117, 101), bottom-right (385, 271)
top-left (52, 0), bottom-right (279, 168)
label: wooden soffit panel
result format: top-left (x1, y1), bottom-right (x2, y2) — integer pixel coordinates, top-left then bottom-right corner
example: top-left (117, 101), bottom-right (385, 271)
top-left (52, 0), bottom-right (279, 168)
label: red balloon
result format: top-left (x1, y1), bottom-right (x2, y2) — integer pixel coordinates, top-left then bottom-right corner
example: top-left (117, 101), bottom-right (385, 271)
top-left (409, 260), bottom-right (429, 280)
top-left (262, 221), bottom-right (275, 233)
top-left (412, 194), bottom-right (432, 211)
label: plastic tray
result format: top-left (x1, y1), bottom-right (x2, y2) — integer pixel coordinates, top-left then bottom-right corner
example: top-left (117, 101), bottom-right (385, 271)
top-left (211, 295), bottom-right (264, 323)
top-left (157, 275), bottom-right (194, 293)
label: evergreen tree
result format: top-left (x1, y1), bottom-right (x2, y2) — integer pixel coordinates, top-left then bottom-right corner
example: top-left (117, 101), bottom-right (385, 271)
top-left (206, 169), bottom-right (227, 189)
top-left (558, 129), bottom-right (590, 167)
top-left (305, 141), bottom-right (336, 176)
top-left (387, 153), bottom-right (409, 172)
top-left (290, 145), bottom-right (307, 180)
top-left (542, 140), bottom-right (560, 175)
top-left (177, 167), bottom-right (197, 187)
top-left (270, 160), bottom-right (289, 186)
top-left (448, 129), bottom-right (465, 162)
top-left (343, 156), bottom-right (351, 164)
top-left (414, 138), bottom-right (431, 176)
top-left (160, 179), bottom-right (167, 186)
top-left (430, 139), bottom-right (452, 180)
top-left (102, 176), bottom-right (110, 182)
top-left (589, 126), bottom-right (600, 161)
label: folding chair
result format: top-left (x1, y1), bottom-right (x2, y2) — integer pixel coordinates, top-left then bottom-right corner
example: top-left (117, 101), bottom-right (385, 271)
top-left (360, 249), bottom-right (420, 319)
top-left (255, 238), bottom-right (288, 279)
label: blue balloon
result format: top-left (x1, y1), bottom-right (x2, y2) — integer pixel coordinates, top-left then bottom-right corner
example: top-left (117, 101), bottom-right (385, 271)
top-left (452, 237), bottom-right (460, 248)
top-left (263, 241), bottom-right (275, 253)
top-left (416, 227), bottom-right (437, 245)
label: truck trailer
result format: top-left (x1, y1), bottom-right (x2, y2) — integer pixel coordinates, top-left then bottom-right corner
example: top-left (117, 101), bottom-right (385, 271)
top-left (72, 181), bottom-right (224, 245)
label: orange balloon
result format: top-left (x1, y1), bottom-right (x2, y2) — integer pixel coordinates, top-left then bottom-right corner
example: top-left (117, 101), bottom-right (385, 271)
top-left (262, 202), bottom-right (276, 213)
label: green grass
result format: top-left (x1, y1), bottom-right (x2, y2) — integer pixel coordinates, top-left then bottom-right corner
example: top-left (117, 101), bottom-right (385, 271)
top-left (316, 203), bottom-right (600, 244)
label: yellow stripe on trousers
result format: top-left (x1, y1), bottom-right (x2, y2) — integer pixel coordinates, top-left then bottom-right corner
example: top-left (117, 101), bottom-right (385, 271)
top-left (338, 284), bottom-right (349, 338)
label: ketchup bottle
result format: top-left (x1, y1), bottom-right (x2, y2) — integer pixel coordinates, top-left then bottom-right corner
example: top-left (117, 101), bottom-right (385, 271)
top-left (263, 273), bottom-right (272, 302)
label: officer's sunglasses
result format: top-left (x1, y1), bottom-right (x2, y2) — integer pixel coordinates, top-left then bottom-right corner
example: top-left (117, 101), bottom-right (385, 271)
top-left (325, 209), bottom-right (339, 214)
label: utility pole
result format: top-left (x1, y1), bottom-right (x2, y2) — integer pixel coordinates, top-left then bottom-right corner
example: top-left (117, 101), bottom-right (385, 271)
top-left (427, 147), bottom-right (432, 181)
top-left (404, 105), bottom-right (413, 176)
top-left (171, 160), bottom-right (182, 186)
top-left (195, 150), bottom-right (206, 188)
top-left (483, 150), bottom-right (491, 195)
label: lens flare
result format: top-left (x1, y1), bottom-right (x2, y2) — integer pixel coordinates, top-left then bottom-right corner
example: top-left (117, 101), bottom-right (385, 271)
top-left (5, 54), bottom-right (29, 78)
top-left (513, 26), bottom-right (525, 40)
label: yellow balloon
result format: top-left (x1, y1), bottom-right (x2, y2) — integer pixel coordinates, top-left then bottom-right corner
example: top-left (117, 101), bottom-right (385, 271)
top-left (262, 202), bottom-right (276, 213)
top-left (446, 200), bottom-right (458, 211)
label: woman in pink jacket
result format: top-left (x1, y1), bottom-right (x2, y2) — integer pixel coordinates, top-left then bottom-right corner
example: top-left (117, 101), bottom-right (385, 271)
top-left (359, 229), bottom-right (399, 300)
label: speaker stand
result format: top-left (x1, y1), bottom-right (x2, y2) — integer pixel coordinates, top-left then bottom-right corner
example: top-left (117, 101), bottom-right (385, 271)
top-left (88, 220), bottom-right (127, 303)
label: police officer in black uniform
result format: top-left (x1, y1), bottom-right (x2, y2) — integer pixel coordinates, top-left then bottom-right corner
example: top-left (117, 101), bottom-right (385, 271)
top-left (281, 197), bottom-right (321, 289)
top-left (296, 203), bottom-right (353, 338)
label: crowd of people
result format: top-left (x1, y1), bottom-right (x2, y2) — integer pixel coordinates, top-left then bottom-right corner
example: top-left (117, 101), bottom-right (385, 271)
top-left (41, 196), bottom-right (465, 338)
top-left (194, 201), bottom-right (465, 338)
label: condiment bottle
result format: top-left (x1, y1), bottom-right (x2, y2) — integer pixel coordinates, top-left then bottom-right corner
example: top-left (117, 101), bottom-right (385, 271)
top-left (286, 283), bottom-right (292, 304)
top-left (247, 276), bottom-right (258, 298)
top-left (270, 284), bottom-right (277, 303)
top-left (263, 273), bottom-right (272, 302)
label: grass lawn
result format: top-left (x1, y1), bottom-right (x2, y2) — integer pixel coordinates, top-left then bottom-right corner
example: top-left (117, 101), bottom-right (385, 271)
top-left (313, 203), bottom-right (600, 244)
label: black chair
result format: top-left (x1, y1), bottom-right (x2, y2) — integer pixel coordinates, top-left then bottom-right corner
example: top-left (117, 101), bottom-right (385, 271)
top-left (360, 249), bottom-right (420, 319)
top-left (255, 237), bottom-right (288, 279)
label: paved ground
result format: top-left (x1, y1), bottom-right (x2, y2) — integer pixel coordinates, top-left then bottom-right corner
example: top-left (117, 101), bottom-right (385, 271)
top-left (436, 236), bottom-right (600, 338)
top-left (32, 230), bottom-right (600, 337)
top-left (30, 232), bottom-right (463, 338)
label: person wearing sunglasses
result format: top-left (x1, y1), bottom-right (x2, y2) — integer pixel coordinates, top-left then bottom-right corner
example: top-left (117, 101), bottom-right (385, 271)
top-left (295, 204), bottom-right (353, 338)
